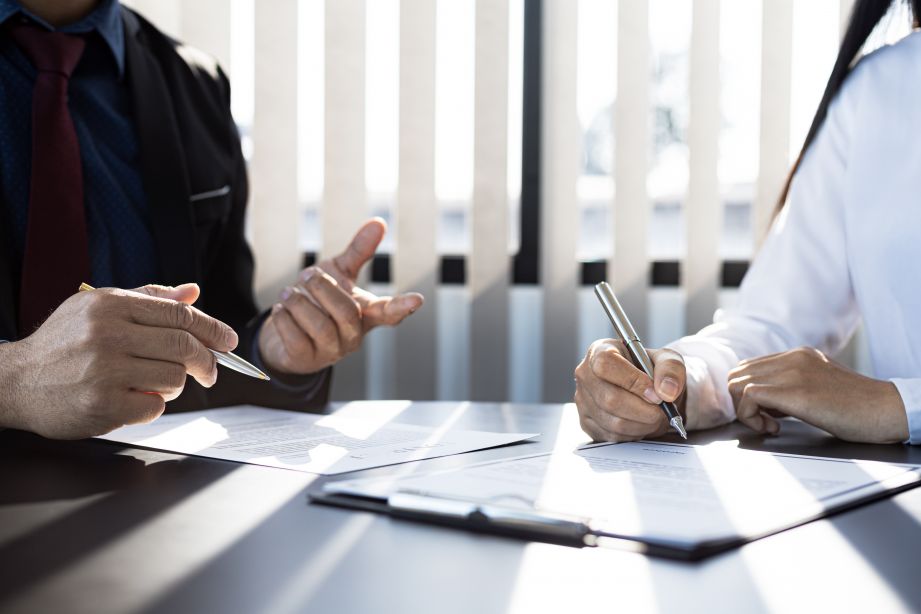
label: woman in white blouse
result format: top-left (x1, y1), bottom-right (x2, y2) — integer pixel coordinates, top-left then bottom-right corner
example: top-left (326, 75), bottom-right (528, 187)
top-left (575, 0), bottom-right (921, 445)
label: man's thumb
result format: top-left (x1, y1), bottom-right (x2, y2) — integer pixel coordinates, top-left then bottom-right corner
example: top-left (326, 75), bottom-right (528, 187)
top-left (333, 218), bottom-right (386, 280)
top-left (134, 283), bottom-right (201, 305)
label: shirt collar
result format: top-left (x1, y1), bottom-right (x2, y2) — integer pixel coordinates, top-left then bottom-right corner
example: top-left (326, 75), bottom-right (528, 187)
top-left (0, 0), bottom-right (125, 76)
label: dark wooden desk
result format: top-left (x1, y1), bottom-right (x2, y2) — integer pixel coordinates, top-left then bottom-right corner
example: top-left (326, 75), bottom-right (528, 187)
top-left (2, 402), bottom-right (920, 613)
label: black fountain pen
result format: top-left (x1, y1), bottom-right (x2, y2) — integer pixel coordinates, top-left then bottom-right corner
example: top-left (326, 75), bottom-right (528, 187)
top-left (594, 281), bottom-right (688, 439)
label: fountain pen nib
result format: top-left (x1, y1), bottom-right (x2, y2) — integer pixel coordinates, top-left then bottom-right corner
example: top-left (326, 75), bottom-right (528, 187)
top-left (670, 416), bottom-right (688, 440)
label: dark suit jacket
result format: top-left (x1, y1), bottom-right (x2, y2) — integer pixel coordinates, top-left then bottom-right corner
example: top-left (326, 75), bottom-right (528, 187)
top-left (0, 7), bottom-right (329, 412)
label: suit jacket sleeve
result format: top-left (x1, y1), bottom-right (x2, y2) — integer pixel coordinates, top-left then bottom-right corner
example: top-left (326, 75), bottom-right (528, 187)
top-left (171, 66), bottom-right (331, 412)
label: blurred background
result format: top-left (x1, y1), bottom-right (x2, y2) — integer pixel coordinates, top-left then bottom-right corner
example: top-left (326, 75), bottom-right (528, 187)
top-left (121, 0), bottom-right (911, 404)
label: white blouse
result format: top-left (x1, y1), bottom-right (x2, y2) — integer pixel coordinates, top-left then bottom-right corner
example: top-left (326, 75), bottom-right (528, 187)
top-left (669, 32), bottom-right (921, 444)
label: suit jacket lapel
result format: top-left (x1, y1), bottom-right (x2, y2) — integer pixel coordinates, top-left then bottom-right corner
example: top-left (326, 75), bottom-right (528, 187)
top-left (122, 9), bottom-right (200, 286)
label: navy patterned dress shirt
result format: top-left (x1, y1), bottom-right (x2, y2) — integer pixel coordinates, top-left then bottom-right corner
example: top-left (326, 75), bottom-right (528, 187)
top-left (0, 0), bottom-right (158, 289)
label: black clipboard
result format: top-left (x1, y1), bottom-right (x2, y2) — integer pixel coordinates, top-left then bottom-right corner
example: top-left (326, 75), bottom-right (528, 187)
top-left (310, 444), bottom-right (921, 561)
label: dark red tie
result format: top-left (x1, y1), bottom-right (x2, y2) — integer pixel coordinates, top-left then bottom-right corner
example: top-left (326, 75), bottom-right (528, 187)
top-left (9, 23), bottom-right (89, 336)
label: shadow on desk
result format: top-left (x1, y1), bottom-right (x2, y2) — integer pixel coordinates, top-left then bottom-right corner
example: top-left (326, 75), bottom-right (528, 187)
top-left (134, 402), bottom-right (558, 614)
top-left (0, 430), bottom-right (151, 504)
top-left (0, 429), bottom-right (240, 605)
top-left (669, 418), bottom-right (921, 611)
top-left (2, 410), bottom-right (921, 613)
top-left (135, 417), bottom-right (921, 613)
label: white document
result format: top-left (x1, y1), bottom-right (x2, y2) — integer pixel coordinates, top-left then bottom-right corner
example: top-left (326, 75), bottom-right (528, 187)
top-left (97, 405), bottom-right (538, 475)
top-left (326, 441), bottom-right (921, 547)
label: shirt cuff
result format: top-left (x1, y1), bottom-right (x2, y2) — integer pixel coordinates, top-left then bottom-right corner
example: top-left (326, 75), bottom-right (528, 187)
top-left (676, 354), bottom-right (733, 431)
top-left (890, 378), bottom-right (921, 445)
top-left (666, 338), bottom-right (737, 432)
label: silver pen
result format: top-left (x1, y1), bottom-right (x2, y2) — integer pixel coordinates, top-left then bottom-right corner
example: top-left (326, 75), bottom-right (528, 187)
top-left (78, 283), bottom-right (270, 381)
top-left (593, 282), bottom-right (687, 439)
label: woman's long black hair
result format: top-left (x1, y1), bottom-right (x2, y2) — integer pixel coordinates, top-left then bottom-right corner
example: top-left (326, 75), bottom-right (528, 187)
top-left (778, 0), bottom-right (921, 209)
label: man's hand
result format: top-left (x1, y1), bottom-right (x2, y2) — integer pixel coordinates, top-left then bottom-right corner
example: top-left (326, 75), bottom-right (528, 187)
top-left (574, 338), bottom-right (687, 442)
top-left (258, 218), bottom-right (424, 375)
top-left (0, 284), bottom-right (237, 440)
top-left (728, 347), bottom-right (909, 443)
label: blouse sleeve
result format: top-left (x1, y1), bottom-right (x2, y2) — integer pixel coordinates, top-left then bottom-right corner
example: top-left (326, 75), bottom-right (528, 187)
top-left (668, 68), bottom-right (863, 431)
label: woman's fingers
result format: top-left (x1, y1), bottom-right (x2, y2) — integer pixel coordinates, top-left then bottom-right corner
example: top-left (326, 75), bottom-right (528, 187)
top-left (578, 413), bottom-right (609, 443)
top-left (575, 369), bottom-right (667, 444)
top-left (729, 348), bottom-right (835, 435)
top-left (584, 376), bottom-right (667, 426)
top-left (735, 383), bottom-right (781, 435)
top-left (648, 348), bottom-right (686, 402)
top-left (587, 341), bottom-right (658, 403)
top-left (574, 339), bottom-right (687, 442)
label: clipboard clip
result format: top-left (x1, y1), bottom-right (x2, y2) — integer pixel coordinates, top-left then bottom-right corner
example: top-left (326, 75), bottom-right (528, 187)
top-left (388, 493), bottom-right (596, 546)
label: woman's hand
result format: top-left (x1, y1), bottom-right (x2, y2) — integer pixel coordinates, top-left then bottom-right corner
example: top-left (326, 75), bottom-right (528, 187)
top-left (574, 339), bottom-right (687, 442)
top-left (728, 347), bottom-right (909, 443)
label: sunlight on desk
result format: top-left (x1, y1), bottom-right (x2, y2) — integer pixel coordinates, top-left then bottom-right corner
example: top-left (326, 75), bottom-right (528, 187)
top-left (547, 403), bottom-right (594, 452)
top-left (5, 465), bottom-right (316, 614)
top-left (506, 543), bottom-right (659, 614)
top-left (740, 521), bottom-right (912, 612)
top-left (262, 514), bottom-right (377, 614)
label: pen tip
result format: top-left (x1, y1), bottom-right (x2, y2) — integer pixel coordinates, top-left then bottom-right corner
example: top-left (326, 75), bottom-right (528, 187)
top-left (670, 416), bottom-right (688, 440)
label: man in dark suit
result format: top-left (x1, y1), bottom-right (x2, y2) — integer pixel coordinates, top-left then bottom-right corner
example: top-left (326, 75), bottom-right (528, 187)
top-left (0, 0), bottom-right (423, 439)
